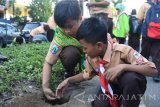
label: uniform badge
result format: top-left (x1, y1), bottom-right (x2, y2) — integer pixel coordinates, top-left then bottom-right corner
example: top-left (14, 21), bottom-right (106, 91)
top-left (133, 51), bottom-right (141, 59)
top-left (50, 44), bottom-right (59, 55)
top-left (133, 51), bottom-right (144, 64)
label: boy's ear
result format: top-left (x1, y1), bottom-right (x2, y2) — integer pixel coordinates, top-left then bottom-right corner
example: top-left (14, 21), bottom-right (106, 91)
top-left (96, 42), bottom-right (104, 51)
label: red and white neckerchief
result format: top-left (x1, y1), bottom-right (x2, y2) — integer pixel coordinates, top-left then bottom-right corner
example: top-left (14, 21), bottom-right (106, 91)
top-left (98, 60), bottom-right (117, 107)
top-left (97, 41), bottom-right (117, 107)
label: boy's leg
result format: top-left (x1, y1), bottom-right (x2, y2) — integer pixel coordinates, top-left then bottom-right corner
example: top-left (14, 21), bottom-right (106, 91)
top-left (92, 84), bottom-right (122, 107)
top-left (59, 46), bottom-right (81, 78)
top-left (119, 72), bottom-right (147, 107)
top-left (92, 87), bottom-right (111, 107)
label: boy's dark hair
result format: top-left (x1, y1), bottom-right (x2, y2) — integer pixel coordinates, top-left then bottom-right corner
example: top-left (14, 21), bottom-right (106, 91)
top-left (77, 17), bottom-right (108, 45)
top-left (54, 0), bottom-right (81, 28)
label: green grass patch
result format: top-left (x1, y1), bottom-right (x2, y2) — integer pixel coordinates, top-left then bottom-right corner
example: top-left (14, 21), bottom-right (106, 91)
top-left (0, 43), bottom-right (64, 93)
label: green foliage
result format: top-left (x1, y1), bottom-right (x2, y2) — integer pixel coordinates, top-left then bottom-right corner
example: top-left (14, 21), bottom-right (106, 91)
top-left (0, 43), bottom-right (63, 93)
top-left (15, 7), bottom-right (22, 16)
top-left (28, 0), bottom-right (53, 22)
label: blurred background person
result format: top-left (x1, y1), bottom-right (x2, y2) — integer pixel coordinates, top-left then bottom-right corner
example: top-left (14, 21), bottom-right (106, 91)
top-left (128, 9), bottom-right (141, 52)
top-left (113, 3), bottom-right (129, 44)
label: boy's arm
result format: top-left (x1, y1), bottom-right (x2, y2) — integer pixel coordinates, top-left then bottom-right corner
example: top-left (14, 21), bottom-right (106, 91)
top-left (123, 46), bottom-right (158, 76)
top-left (56, 57), bottom-right (96, 97)
top-left (56, 71), bottom-right (93, 98)
top-left (122, 64), bottom-right (158, 76)
top-left (42, 42), bottom-right (62, 100)
top-left (56, 73), bottom-right (85, 97)
top-left (42, 62), bottom-right (57, 100)
top-left (105, 46), bottom-right (158, 82)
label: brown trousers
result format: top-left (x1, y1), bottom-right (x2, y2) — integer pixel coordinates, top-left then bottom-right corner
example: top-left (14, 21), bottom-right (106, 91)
top-left (59, 46), bottom-right (81, 76)
top-left (92, 72), bottom-right (147, 107)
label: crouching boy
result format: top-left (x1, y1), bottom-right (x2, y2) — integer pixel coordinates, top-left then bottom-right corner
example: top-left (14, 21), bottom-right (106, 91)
top-left (56, 17), bottom-right (158, 107)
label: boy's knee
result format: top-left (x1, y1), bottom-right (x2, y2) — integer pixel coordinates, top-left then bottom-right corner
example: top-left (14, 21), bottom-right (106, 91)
top-left (60, 46), bottom-right (81, 60)
top-left (59, 46), bottom-right (81, 69)
top-left (120, 72), bottom-right (146, 93)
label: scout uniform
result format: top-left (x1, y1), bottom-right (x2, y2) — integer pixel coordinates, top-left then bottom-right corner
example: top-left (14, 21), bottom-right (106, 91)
top-left (83, 38), bottom-right (156, 107)
top-left (45, 26), bottom-right (81, 65)
top-left (45, 26), bottom-right (84, 77)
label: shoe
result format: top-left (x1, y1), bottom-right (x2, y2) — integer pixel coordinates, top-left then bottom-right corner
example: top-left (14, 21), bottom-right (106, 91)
top-left (153, 75), bottom-right (160, 82)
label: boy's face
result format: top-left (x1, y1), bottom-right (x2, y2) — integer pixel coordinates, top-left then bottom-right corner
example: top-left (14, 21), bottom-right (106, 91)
top-left (61, 17), bottom-right (82, 37)
top-left (79, 39), bottom-right (104, 58)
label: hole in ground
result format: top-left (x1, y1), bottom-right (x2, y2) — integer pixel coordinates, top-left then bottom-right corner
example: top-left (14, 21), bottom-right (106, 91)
top-left (43, 95), bottom-right (70, 105)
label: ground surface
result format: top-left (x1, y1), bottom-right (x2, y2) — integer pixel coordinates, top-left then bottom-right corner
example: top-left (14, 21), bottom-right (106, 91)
top-left (0, 77), bottom-right (160, 107)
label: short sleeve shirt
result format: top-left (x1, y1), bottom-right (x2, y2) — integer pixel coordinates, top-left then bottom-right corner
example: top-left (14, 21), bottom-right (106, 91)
top-left (137, 2), bottom-right (151, 21)
top-left (45, 41), bottom-right (62, 64)
top-left (83, 43), bottom-right (156, 79)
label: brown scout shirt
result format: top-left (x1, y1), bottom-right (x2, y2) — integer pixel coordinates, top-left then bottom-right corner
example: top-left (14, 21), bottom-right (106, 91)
top-left (30, 16), bottom-right (56, 36)
top-left (137, 2), bottom-right (151, 21)
top-left (83, 42), bottom-right (156, 79)
top-left (45, 41), bottom-right (62, 65)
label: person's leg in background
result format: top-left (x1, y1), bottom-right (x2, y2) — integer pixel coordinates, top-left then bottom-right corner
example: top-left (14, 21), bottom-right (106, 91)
top-left (128, 33), bottom-right (140, 52)
top-left (140, 37), bottom-right (151, 59)
top-left (150, 40), bottom-right (160, 82)
top-left (107, 18), bottom-right (114, 38)
top-left (59, 46), bottom-right (81, 78)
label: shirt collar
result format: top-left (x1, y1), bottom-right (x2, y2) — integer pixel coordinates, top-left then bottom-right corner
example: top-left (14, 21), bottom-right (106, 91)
top-left (102, 41), bottom-right (113, 63)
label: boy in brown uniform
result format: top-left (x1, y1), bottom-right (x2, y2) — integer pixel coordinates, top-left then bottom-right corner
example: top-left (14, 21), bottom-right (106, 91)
top-left (56, 17), bottom-right (158, 107)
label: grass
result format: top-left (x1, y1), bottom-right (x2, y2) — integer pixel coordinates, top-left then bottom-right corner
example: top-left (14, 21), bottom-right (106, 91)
top-left (0, 43), bottom-right (64, 93)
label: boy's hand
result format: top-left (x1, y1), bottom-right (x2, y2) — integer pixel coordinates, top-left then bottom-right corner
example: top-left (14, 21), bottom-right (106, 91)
top-left (43, 87), bottom-right (57, 100)
top-left (56, 79), bottom-right (69, 99)
top-left (105, 64), bottom-right (125, 82)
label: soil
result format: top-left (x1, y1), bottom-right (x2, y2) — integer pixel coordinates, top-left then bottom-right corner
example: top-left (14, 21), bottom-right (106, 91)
top-left (0, 77), bottom-right (99, 107)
